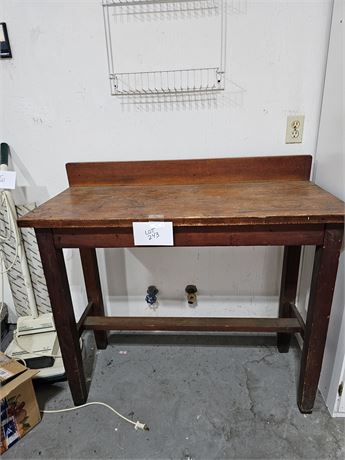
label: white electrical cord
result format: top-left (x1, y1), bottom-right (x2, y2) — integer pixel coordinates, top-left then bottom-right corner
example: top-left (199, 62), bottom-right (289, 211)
top-left (16, 357), bottom-right (27, 367)
top-left (41, 401), bottom-right (149, 432)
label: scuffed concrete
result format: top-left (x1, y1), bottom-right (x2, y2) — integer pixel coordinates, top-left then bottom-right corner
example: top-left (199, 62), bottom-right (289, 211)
top-left (4, 334), bottom-right (345, 459)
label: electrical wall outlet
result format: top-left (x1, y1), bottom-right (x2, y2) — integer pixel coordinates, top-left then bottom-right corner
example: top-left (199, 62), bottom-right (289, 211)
top-left (286, 115), bottom-right (305, 144)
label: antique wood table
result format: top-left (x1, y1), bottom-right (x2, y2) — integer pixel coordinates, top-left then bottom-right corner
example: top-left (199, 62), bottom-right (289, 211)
top-left (18, 155), bottom-right (344, 413)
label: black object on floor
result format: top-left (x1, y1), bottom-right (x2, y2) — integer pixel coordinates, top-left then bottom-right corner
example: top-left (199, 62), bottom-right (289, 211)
top-left (24, 356), bottom-right (55, 369)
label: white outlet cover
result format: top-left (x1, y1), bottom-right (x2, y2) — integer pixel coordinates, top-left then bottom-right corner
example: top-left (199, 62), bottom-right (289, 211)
top-left (286, 115), bottom-right (305, 144)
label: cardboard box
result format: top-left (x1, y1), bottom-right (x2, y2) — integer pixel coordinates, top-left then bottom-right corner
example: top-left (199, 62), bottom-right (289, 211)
top-left (0, 353), bottom-right (41, 453)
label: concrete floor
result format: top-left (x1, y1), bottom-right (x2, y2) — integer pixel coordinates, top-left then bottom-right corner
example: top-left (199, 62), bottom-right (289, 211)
top-left (4, 333), bottom-right (345, 459)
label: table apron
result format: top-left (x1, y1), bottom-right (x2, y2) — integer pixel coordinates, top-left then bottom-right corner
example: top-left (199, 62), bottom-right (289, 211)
top-left (53, 224), bottom-right (325, 248)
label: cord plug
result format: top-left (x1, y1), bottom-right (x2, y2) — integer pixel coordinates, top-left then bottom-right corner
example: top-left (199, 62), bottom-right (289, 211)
top-left (134, 421), bottom-right (150, 431)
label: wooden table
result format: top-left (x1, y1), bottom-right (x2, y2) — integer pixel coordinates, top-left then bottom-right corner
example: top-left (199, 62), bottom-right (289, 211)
top-left (18, 155), bottom-right (344, 413)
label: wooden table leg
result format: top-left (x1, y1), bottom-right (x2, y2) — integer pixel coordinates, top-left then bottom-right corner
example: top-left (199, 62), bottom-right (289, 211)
top-left (36, 229), bottom-right (87, 406)
top-left (298, 225), bottom-right (343, 413)
top-left (277, 246), bottom-right (301, 353)
top-left (79, 248), bottom-right (108, 349)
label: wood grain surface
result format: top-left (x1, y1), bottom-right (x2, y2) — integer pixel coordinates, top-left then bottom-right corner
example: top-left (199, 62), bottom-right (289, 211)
top-left (66, 155), bottom-right (312, 187)
top-left (298, 225), bottom-right (344, 412)
top-left (53, 225), bottom-right (325, 248)
top-left (18, 180), bottom-right (344, 228)
top-left (82, 316), bottom-right (303, 333)
top-left (26, 157), bottom-right (344, 413)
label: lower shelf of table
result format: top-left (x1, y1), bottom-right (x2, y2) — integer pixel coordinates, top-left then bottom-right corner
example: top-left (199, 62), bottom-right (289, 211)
top-left (81, 316), bottom-right (302, 334)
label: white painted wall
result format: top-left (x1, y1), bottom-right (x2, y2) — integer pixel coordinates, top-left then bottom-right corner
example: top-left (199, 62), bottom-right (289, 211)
top-left (0, 0), bottom-right (338, 380)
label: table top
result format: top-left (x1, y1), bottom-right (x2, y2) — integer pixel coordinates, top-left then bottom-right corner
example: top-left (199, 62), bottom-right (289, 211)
top-left (18, 179), bottom-right (344, 229)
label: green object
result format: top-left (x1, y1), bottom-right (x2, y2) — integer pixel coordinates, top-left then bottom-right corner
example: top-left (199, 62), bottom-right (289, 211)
top-left (1, 142), bottom-right (9, 166)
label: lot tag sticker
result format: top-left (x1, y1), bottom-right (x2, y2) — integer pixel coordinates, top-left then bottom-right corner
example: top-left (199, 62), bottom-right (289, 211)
top-left (132, 222), bottom-right (174, 246)
top-left (0, 171), bottom-right (16, 190)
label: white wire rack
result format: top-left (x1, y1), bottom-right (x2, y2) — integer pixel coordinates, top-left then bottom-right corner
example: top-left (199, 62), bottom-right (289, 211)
top-left (110, 68), bottom-right (224, 95)
top-left (103, 0), bottom-right (219, 14)
top-left (103, 0), bottom-right (227, 96)
top-left (102, 0), bottom-right (246, 14)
